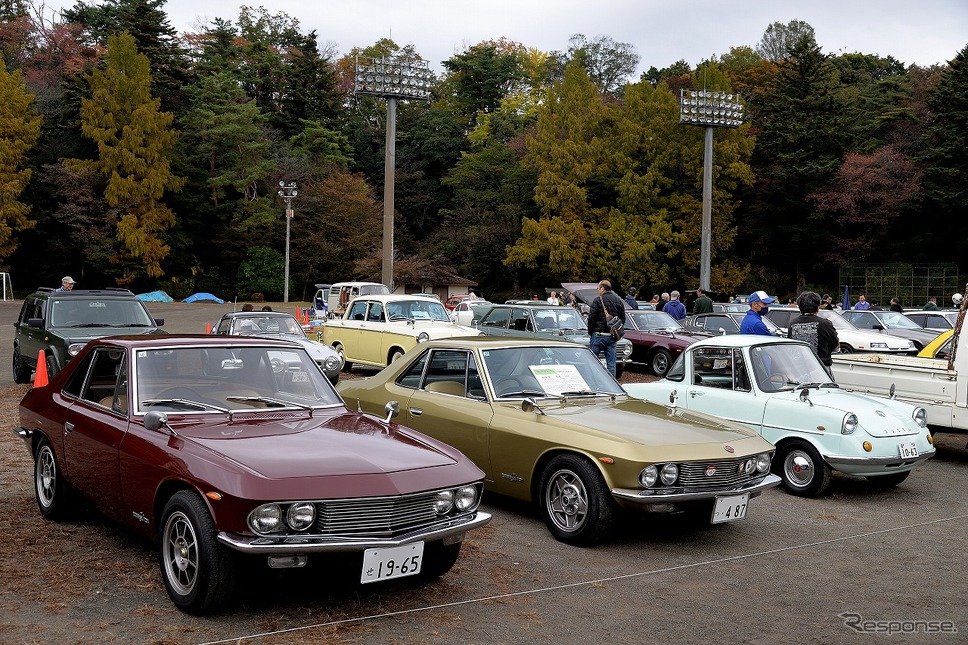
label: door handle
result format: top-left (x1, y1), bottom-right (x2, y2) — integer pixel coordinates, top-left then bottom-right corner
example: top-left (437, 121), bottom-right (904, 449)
top-left (409, 408), bottom-right (423, 416)
top-left (64, 422), bottom-right (74, 434)
top-left (689, 390), bottom-right (703, 398)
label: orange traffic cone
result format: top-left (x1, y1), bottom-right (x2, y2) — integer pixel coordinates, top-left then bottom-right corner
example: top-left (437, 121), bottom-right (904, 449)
top-left (34, 350), bottom-right (49, 388)
top-left (295, 306), bottom-right (300, 319)
top-left (205, 323), bottom-right (212, 334)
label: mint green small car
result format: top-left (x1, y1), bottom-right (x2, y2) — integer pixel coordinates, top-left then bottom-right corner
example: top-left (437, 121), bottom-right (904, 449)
top-left (624, 335), bottom-right (935, 497)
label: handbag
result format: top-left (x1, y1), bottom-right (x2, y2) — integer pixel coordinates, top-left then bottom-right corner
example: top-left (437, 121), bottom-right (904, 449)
top-left (600, 296), bottom-right (625, 340)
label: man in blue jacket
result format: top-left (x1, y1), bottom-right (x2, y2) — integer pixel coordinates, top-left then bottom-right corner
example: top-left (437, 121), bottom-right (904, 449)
top-left (740, 290), bottom-right (775, 335)
top-left (662, 290), bottom-right (686, 320)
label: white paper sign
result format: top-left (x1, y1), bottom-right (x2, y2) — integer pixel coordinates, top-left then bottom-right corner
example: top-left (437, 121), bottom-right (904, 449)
top-left (528, 364), bottom-right (589, 395)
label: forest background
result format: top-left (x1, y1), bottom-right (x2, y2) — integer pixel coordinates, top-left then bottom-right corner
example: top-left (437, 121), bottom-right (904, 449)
top-left (1, 0), bottom-right (966, 304)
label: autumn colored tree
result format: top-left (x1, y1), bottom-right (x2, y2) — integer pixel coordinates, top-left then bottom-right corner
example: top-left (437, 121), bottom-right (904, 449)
top-left (0, 59), bottom-right (42, 262)
top-left (70, 31), bottom-right (183, 280)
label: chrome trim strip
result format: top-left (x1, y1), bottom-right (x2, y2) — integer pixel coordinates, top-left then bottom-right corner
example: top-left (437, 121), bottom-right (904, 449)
top-left (216, 511), bottom-right (491, 554)
top-left (15, 427), bottom-right (33, 440)
top-left (825, 447), bottom-right (935, 467)
top-left (611, 473), bottom-right (782, 504)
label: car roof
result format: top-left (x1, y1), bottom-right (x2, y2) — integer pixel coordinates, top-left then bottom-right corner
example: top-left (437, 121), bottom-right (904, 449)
top-left (219, 311), bottom-right (294, 319)
top-left (34, 288), bottom-right (137, 298)
top-left (348, 294), bottom-right (447, 304)
top-left (690, 335), bottom-right (804, 349)
top-left (88, 334), bottom-right (300, 350)
top-left (413, 337), bottom-right (585, 351)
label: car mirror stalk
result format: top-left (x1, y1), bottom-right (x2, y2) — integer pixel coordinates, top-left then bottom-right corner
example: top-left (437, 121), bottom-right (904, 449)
top-left (143, 411), bottom-right (177, 437)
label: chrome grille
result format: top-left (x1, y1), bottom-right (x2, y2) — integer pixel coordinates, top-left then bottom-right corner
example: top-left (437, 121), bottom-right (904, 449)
top-left (314, 491), bottom-right (442, 537)
top-left (678, 459), bottom-right (754, 490)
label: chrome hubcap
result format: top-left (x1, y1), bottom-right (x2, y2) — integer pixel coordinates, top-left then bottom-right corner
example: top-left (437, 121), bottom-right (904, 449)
top-left (546, 470), bottom-right (588, 532)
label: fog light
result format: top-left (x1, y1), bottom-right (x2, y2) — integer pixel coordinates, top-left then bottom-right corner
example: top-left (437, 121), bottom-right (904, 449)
top-left (268, 555), bottom-right (308, 569)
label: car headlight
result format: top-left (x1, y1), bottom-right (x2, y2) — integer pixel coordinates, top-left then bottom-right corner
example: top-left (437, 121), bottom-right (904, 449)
top-left (417, 331), bottom-right (430, 342)
top-left (913, 407), bottom-right (927, 428)
top-left (660, 463), bottom-right (678, 485)
top-left (249, 504), bottom-right (283, 533)
top-left (323, 356), bottom-right (341, 372)
top-left (454, 485), bottom-right (480, 512)
top-left (742, 458), bottom-right (756, 475)
top-left (618, 342), bottom-right (632, 358)
top-left (756, 453), bottom-right (772, 473)
top-left (434, 490), bottom-right (454, 514)
top-left (639, 465), bottom-right (658, 488)
top-left (286, 502), bottom-right (316, 531)
top-left (870, 342), bottom-right (887, 349)
top-left (68, 343), bottom-right (85, 357)
top-left (842, 412), bottom-right (858, 435)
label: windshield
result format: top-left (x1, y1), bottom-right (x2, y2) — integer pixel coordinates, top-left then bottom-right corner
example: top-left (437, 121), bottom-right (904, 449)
top-left (232, 315), bottom-right (306, 337)
top-left (135, 345), bottom-right (341, 413)
top-left (874, 312), bottom-right (922, 330)
top-left (49, 298), bottom-right (156, 328)
top-left (360, 285), bottom-right (390, 296)
top-left (530, 308), bottom-right (586, 331)
top-left (817, 310), bottom-right (855, 330)
top-left (748, 343), bottom-right (833, 392)
top-left (481, 345), bottom-right (624, 398)
top-left (386, 300), bottom-right (451, 321)
top-left (627, 310), bottom-right (682, 330)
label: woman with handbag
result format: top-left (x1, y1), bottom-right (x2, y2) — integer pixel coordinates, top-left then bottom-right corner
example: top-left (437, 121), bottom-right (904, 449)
top-left (587, 280), bottom-right (627, 378)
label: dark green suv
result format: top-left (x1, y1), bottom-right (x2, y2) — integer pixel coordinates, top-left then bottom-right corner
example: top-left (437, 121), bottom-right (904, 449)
top-left (13, 288), bottom-right (165, 383)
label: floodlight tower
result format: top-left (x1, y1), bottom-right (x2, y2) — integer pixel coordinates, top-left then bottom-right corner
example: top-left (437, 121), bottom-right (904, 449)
top-left (278, 181), bottom-right (297, 303)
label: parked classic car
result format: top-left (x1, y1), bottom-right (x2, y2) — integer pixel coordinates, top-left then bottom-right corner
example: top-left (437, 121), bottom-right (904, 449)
top-left (682, 312), bottom-right (784, 336)
top-left (321, 294), bottom-right (480, 370)
top-left (211, 310), bottom-right (343, 383)
top-left (337, 337), bottom-right (780, 546)
top-left (711, 302), bottom-right (749, 313)
top-left (839, 310), bottom-right (941, 351)
top-left (917, 329), bottom-right (953, 359)
top-left (622, 309), bottom-right (711, 376)
top-left (903, 310), bottom-right (960, 331)
top-left (624, 335), bottom-right (935, 497)
top-left (767, 309), bottom-right (916, 354)
top-left (474, 303), bottom-right (633, 377)
top-left (448, 299), bottom-right (493, 326)
top-left (15, 335), bottom-right (490, 614)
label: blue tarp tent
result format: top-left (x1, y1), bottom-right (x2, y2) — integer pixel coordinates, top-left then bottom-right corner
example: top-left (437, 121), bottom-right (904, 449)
top-left (136, 290), bottom-right (174, 302)
top-left (182, 292), bottom-right (225, 304)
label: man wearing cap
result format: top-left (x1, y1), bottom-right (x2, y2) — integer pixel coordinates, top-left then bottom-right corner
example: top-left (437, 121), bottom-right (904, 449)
top-left (740, 290), bottom-right (775, 335)
top-left (56, 276), bottom-right (76, 292)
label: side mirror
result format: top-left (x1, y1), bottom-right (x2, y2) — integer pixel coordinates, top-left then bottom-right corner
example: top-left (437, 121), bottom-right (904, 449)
top-left (521, 398), bottom-right (545, 415)
top-left (144, 411), bottom-right (173, 434)
top-left (154, 318), bottom-right (165, 326)
top-left (799, 388), bottom-right (813, 406)
top-left (384, 400), bottom-right (400, 423)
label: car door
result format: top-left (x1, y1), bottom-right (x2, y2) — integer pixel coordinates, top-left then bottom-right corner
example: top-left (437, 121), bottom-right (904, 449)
top-left (676, 346), bottom-right (765, 432)
top-left (477, 307), bottom-right (511, 336)
top-left (358, 301), bottom-right (387, 364)
top-left (15, 296), bottom-right (46, 370)
top-left (336, 299), bottom-right (368, 362)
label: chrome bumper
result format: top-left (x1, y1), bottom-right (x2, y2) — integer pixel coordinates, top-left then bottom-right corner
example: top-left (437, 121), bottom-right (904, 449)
top-left (826, 446), bottom-right (935, 467)
top-left (14, 427), bottom-right (32, 441)
top-left (611, 473), bottom-right (782, 504)
top-left (217, 511), bottom-right (491, 554)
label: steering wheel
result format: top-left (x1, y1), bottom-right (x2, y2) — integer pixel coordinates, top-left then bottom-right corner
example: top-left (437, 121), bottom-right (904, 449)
top-left (768, 374), bottom-right (787, 388)
top-left (495, 377), bottom-right (524, 397)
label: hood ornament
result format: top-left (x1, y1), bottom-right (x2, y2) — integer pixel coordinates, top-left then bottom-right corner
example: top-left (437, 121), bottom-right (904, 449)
top-left (723, 444), bottom-right (735, 453)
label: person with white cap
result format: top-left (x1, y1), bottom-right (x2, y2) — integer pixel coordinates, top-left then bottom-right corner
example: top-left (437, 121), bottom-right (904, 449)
top-left (740, 290), bottom-right (775, 335)
top-left (56, 276), bottom-right (76, 292)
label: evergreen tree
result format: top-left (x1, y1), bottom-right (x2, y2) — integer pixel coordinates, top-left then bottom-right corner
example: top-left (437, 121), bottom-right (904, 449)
top-left (0, 60), bottom-right (42, 262)
top-left (70, 31), bottom-right (183, 280)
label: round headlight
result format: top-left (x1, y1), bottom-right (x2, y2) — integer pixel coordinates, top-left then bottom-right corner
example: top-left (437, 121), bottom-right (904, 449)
top-left (756, 453), bottom-right (772, 473)
top-left (249, 504), bottom-right (283, 533)
top-left (68, 343), bottom-right (85, 357)
top-left (286, 502), bottom-right (316, 531)
top-left (913, 407), bottom-right (927, 428)
top-left (323, 356), bottom-right (341, 372)
top-left (434, 490), bottom-right (454, 514)
top-left (639, 465), bottom-right (658, 488)
top-left (743, 458), bottom-right (756, 475)
top-left (454, 485), bottom-right (479, 511)
top-left (417, 331), bottom-right (431, 342)
top-left (660, 463), bottom-right (679, 486)
top-left (842, 413), bottom-right (858, 435)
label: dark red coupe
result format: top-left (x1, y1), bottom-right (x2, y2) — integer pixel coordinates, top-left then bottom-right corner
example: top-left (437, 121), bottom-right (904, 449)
top-left (16, 335), bottom-right (489, 614)
top-left (622, 310), bottom-right (711, 376)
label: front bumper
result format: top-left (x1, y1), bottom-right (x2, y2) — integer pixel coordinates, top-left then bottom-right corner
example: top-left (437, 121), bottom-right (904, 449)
top-left (610, 473), bottom-right (782, 504)
top-left (217, 511), bottom-right (491, 554)
top-left (826, 446), bottom-right (935, 471)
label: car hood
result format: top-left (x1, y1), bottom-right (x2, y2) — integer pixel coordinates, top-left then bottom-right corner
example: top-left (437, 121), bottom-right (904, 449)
top-left (561, 282), bottom-right (601, 306)
top-left (175, 411), bottom-right (458, 479)
top-left (50, 326), bottom-right (161, 341)
top-left (761, 386), bottom-right (925, 438)
top-left (838, 328), bottom-right (912, 350)
top-left (252, 333), bottom-right (334, 359)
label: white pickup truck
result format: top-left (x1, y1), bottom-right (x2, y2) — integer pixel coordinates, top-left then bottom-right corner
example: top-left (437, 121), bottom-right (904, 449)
top-left (831, 292), bottom-right (967, 432)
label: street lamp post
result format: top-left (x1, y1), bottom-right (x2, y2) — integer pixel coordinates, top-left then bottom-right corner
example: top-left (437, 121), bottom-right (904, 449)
top-left (679, 90), bottom-right (745, 292)
top-left (278, 181), bottom-right (297, 303)
top-left (355, 55), bottom-right (432, 291)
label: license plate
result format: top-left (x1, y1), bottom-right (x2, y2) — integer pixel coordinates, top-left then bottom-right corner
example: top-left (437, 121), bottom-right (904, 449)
top-left (360, 542), bottom-right (423, 584)
top-left (711, 494), bottom-right (749, 523)
top-left (899, 442), bottom-right (918, 459)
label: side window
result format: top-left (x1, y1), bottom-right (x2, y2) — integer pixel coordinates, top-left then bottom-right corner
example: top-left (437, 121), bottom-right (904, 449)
top-left (368, 302), bottom-right (385, 322)
top-left (396, 350), bottom-right (429, 389)
top-left (79, 348), bottom-right (125, 408)
top-left (421, 350), bottom-right (470, 398)
top-left (215, 319), bottom-right (231, 335)
top-left (666, 353), bottom-right (685, 382)
top-left (733, 349), bottom-right (752, 392)
top-left (926, 315), bottom-right (944, 328)
top-left (706, 315), bottom-right (731, 333)
top-left (480, 308), bottom-right (510, 328)
top-left (348, 301), bottom-right (367, 321)
top-left (692, 347), bottom-right (734, 388)
top-left (63, 351), bottom-right (96, 397)
top-left (511, 308), bottom-right (529, 332)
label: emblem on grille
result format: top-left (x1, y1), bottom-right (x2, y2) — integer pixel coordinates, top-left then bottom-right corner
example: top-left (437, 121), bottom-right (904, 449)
top-left (705, 465), bottom-right (717, 477)
top-left (723, 444), bottom-right (735, 453)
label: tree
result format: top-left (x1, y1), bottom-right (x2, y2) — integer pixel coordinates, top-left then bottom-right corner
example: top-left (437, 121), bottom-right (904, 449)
top-left (0, 59), bottom-right (42, 262)
top-left (756, 19), bottom-right (816, 61)
top-left (440, 41), bottom-right (530, 129)
top-left (236, 245), bottom-right (284, 299)
top-left (70, 31), bottom-right (183, 280)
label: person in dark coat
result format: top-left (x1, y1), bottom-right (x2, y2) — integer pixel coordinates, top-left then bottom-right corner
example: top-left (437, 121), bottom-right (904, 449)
top-left (587, 280), bottom-right (626, 377)
top-left (787, 291), bottom-right (839, 379)
top-left (692, 288), bottom-right (713, 314)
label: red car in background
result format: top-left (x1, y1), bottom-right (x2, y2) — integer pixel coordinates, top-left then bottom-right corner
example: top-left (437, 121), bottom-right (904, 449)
top-left (623, 309), bottom-right (712, 376)
top-left (444, 293), bottom-right (478, 310)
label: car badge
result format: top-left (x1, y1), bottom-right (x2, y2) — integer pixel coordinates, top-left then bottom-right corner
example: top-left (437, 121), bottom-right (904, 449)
top-left (705, 465), bottom-right (717, 477)
top-left (876, 410), bottom-right (886, 417)
top-left (723, 444), bottom-right (735, 453)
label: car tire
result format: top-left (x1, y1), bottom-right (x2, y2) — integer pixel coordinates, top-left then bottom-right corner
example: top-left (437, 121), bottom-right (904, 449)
top-left (650, 349), bottom-right (672, 377)
top-left (865, 471), bottom-right (911, 488)
top-left (334, 344), bottom-right (352, 372)
top-left (12, 347), bottom-right (31, 384)
top-left (45, 353), bottom-right (60, 379)
top-left (776, 440), bottom-right (832, 497)
top-left (388, 348), bottom-right (404, 364)
top-left (839, 344), bottom-right (855, 354)
top-left (159, 491), bottom-right (236, 615)
top-left (34, 439), bottom-right (72, 520)
top-left (420, 540), bottom-right (462, 579)
top-left (539, 454), bottom-right (616, 546)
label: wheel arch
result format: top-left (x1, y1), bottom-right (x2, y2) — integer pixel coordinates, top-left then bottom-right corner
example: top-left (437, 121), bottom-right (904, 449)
top-left (529, 447), bottom-right (611, 504)
top-left (153, 479), bottom-right (206, 536)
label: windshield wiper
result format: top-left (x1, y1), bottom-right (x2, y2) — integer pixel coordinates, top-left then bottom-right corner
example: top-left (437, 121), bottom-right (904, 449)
top-left (497, 388), bottom-right (547, 398)
top-left (224, 395), bottom-right (311, 410)
top-left (559, 390), bottom-right (619, 398)
top-left (118, 323), bottom-right (153, 327)
top-left (65, 323), bottom-right (112, 328)
top-left (142, 398), bottom-right (228, 412)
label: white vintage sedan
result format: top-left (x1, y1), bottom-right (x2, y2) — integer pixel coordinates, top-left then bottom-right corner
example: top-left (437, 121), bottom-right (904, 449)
top-left (624, 335), bottom-right (935, 497)
top-left (321, 294), bottom-right (481, 370)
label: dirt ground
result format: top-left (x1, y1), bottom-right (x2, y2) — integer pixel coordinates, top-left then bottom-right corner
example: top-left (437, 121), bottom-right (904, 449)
top-left (2, 302), bottom-right (968, 644)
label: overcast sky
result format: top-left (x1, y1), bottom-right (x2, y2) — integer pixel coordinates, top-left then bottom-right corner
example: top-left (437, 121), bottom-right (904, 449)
top-left (51, 0), bottom-right (968, 75)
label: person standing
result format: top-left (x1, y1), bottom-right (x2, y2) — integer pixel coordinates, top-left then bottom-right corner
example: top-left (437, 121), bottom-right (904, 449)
top-left (547, 290), bottom-right (559, 305)
top-left (853, 294), bottom-right (871, 310)
top-left (923, 296), bottom-right (939, 310)
top-left (889, 298), bottom-right (903, 313)
top-left (740, 290), bottom-right (775, 335)
top-left (663, 290), bottom-right (686, 320)
top-left (624, 289), bottom-right (639, 310)
top-left (587, 280), bottom-right (626, 378)
top-left (788, 291), bottom-right (839, 379)
top-left (692, 288), bottom-right (713, 314)
top-left (56, 276), bottom-right (76, 292)
top-left (819, 294), bottom-right (834, 310)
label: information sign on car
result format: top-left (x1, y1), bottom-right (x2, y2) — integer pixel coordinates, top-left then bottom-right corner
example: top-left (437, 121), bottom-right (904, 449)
top-left (361, 542), bottom-right (424, 583)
